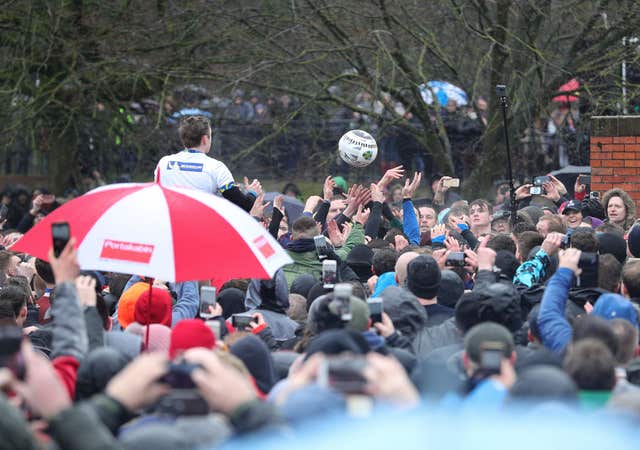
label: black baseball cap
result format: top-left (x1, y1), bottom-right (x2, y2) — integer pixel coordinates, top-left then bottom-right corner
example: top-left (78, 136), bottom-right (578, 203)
top-left (562, 200), bottom-right (582, 215)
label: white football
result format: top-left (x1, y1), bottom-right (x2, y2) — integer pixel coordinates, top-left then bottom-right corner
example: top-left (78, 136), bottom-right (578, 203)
top-left (338, 129), bottom-right (378, 168)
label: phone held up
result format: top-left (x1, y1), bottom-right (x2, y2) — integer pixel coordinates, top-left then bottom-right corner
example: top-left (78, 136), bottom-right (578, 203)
top-left (51, 222), bottom-right (70, 257)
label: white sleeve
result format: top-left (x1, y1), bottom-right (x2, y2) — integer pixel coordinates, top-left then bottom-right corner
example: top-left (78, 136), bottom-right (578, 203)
top-left (154, 158), bottom-right (162, 183)
top-left (215, 163), bottom-right (235, 193)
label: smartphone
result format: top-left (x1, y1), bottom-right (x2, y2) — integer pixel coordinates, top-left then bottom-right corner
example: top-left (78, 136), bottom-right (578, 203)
top-left (160, 361), bottom-right (200, 389)
top-left (51, 222), bottom-right (70, 257)
top-left (322, 259), bottom-right (337, 288)
top-left (199, 286), bottom-right (217, 319)
top-left (314, 235), bottom-right (330, 260)
top-left (445, 251), bottom-right (466, 267)
top-left (367, 297), bottom-right (383, 324)
top-left (156, 390), bottom-right (209, 416)
top-left (495, 84), bottom-right (507, 97)
top-left (589, 191), bottom-right (600, 200)
top-left (205, 320), bottom-right (221, 340)
top-left (333, 282), bottom-right (352, 321)
top-left (578, 175), bottom-right (591, 185)
top-left (480, 349), bottom-right (503, 376)
top-left (231, 313), bottom-right (254, 330)
top-left (442, 178), bottom-right (460, 188)
top-left (529, 186), bottom-right (543, 195)
top-left (533, 175), bottom-right (551, 186)
top-left (0, 204), bottom-right (8, 222)
top-left (318, 356), bottom-right (368, 394)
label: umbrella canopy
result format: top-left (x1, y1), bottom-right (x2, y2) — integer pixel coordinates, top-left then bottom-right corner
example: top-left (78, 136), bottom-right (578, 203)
top-left (420, 81), bottom-right (468, 106)
top-left (552, 78), bottom-right (580, 103)
top-left (12, 183), bottom-right (292, 282)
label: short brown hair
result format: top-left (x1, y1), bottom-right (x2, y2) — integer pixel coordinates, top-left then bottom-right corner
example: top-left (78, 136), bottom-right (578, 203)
top-left (469, 199), bottom-right (491, 211)
top-left (538, 215), bottom-right (566, 234)
top-left (622, 259), bottom-right (640, 298)
top-left (179, 116), bottom-right (211, 148)
top-left (564, 338), bottom-right (616, 391)
top-left (291, 216), bottom-right (318, 239)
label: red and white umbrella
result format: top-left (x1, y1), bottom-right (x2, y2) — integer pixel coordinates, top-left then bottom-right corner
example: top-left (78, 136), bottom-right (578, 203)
top-left (12, 183), bottom-right (292, 282)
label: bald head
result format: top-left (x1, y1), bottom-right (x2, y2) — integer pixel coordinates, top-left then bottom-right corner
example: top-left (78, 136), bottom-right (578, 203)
top-left (395, 251), bottom-right (419, 286)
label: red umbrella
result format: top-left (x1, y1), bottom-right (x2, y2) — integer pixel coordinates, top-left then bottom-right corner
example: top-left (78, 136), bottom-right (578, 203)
top-left (12, 183), bottom-right (292, 283)
top-left (552, 78), bottom-right (580, 103)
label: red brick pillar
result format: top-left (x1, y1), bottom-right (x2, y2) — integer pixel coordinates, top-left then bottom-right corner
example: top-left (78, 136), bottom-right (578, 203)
top-left (590, 116), bottom-right (640, 210)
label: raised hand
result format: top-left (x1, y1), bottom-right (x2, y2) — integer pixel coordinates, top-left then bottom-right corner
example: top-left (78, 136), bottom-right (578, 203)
top-left (327, 219), bottom-right (347, 247)
top-left (370, 183), bottom-right (384, 203)
top-left (377, 165), bottom-right (405, 190)
top-left (273, 195), bottom-right (286, 216)
top-left (249, 193), bottom-right (270, 219)
top-left (48, 237), bottom-right (80, 284)
top-left (323, 176), bottom-right (335, 201)
top-left (75, 275), bottom-right (97, 307)
top-left (402, 172), bottom-right (422, 199)
top-left (354, 205), bottom-right (370, 226)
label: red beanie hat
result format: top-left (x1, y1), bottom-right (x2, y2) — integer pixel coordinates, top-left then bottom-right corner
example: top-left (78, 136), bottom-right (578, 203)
top-left (134, 287), bottom-right (173, 328)
top-left (169, 319), bottom-right (216, 359)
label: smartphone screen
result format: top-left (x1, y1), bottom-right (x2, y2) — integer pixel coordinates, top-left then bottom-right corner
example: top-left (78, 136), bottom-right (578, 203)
top-left (51, 222), bottom-right (70, 257)
top-left (322, 259), bottom-right (337, 288)
top-left (199, 286), bottom-right (217, 319)
top-left (367, 297), bottom-right (383, 324)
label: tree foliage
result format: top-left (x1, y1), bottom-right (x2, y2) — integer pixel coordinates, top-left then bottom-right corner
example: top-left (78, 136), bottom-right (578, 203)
top-left (2, 0), bottom-right (640, 194)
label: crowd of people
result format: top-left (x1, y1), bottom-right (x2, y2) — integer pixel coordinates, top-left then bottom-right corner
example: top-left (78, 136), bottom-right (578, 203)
top-left (0, 115), bottom-right (639, 449)
top-left (3, 84), bottom-right (586, 189)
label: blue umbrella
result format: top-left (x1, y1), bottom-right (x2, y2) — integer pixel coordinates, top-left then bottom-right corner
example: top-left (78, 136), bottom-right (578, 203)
top-left (420, 81), bottom-right (468, 106)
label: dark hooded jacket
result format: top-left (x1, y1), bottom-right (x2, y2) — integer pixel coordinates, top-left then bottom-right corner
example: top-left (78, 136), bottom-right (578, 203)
top-left (245, 269), bottom-right (299, 341)
top-left (230, 335), bottom-right (277, 395)
top-left (75, 347), bottom-right (131, 400)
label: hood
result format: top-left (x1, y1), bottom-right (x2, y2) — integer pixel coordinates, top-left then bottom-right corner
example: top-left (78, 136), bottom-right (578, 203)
top-left (568, 287), bottom-right (608, 308)
top-left (217, 288), bottom-right (246, 319)
top-left (290, 273), bottom-right (318, 299)
top-left (230, 335), bottom-right (276, 394)
top-left (509, 365), bottom-right (578, 405)
top-left (378, 286), bottom-right (428, 340)
top-left (245, 269), bottom-right (289, 312)
top-left (307, 294), bottom-right (370, 334)
top-left (305, 329), bottom-right (370, 358)
top-left (75, 347), bottom-right (132, 400)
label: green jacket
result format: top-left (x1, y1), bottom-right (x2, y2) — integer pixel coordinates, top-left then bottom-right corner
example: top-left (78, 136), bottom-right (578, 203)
top-left (282, 224), bottom-right (365, 287)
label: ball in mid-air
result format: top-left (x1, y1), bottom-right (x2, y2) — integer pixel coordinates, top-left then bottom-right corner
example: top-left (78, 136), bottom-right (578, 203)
top-left (338, 129), bottom-right (378, 168)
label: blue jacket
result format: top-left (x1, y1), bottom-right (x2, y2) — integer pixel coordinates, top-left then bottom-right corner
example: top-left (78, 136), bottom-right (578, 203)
top-left (513, 249), bottom-right (550, 288)
top-left (402, 199), bottom-right (421, 245)
top-left (538, 268), bottom-right (574, 353)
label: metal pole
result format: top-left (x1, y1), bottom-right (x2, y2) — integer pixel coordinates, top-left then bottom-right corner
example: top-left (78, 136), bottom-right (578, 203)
top-left (495, 84), bottom-right (517, 226)
top-left (623, 37), bottom-right (628, 115)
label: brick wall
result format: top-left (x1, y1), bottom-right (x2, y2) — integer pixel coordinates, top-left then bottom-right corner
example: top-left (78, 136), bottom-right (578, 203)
top-left (590, 116), bottom-right (640, 209)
